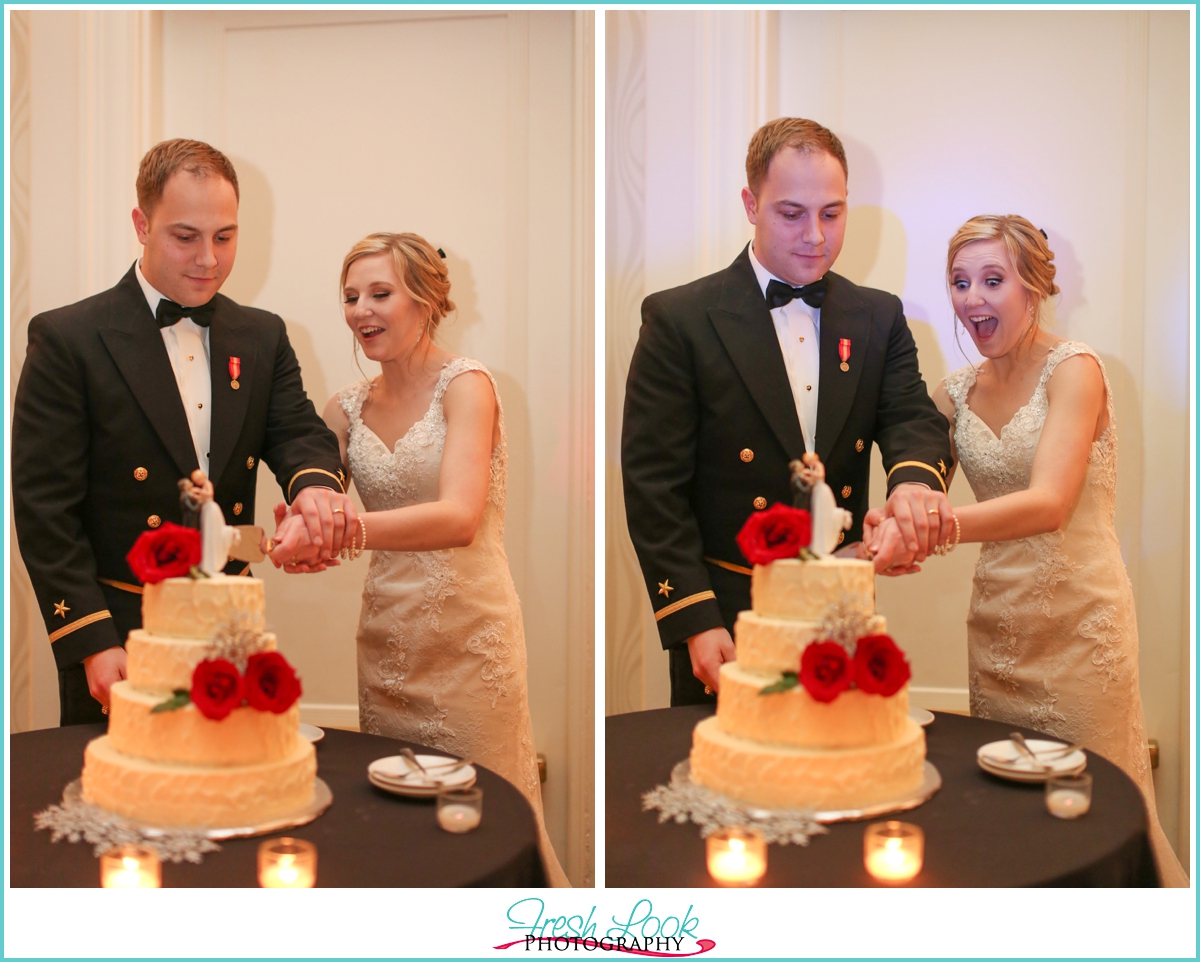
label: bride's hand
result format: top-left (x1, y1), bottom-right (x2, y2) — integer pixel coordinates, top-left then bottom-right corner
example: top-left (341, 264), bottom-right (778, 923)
top-left (268, 504), bottom-right (340, 573)
top-left (866, 516), bottom-right (922, 576)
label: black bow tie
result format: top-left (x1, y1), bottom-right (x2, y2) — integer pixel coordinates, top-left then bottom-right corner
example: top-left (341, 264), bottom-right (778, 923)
top-left (156, 298), bottom-right (216, 329)
top-left (765, 277), bottom-right (828, 311)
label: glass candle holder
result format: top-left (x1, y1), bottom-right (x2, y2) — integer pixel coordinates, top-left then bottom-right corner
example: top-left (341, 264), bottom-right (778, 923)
top-left (437, 787), bottom-right (483, 833)
top-left (864, 821), bottom-right (924, 883)
top-left (1046, 772), bottom-right (1092, 819)
top-left (705, 826), bottom-right (767, 886)
top-left (100, 845), bottom-right (161, 888)
top-left (258, 837), bottom-right (317, 888)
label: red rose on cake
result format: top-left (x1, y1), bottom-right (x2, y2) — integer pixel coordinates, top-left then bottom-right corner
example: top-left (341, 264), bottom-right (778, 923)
top-left (126, 522), bottom-right (201, 584)
top-left (853, 634), bottom-right (911, 697)
top-left (736, 503), bottom-right (812, 566)
top-left (798, 640), bottom-right (854, 702)
top-left (190, 659), bottom-right (244, 720)
top-left (244, 651), bottom-right (303, 713)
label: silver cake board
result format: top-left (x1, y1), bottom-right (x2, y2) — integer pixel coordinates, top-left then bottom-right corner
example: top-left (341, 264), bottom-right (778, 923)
top-left (63, 777), bottom-right (333, 841)
top-left (674, 760), bottom-right (941, 824)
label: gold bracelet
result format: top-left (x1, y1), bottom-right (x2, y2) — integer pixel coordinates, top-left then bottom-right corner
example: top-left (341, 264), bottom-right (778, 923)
top-left (935, 512), bottom-right (961, 555)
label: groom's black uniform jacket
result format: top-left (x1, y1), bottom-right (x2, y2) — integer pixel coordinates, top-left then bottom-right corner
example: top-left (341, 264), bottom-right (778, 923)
top-left (622, 247), bottom-right (951, 702)
top-left (13, 264), bottom-right (345, 719)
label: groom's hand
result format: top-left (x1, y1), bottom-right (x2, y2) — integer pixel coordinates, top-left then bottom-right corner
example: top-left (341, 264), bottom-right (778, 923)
top-left (83, 646), bottom-right (127, 711)
top-left (687, 627), bottom-right (737, 693)
top-left (885, 483), bottom-right (953, 562)
top-left (268, 504), bottom-right (340, 573)
top-left (290, 486), bottom-right (359, 562)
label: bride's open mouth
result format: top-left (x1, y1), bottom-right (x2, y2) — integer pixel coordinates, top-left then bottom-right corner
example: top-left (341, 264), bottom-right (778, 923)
top-left (358, 326), bottom-right (386, 340)
top-left (968, 314), bottom-right (998, 340)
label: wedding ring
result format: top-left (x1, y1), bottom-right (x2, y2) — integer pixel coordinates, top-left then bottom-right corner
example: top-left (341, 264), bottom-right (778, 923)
top-left (927, 508), bottom-right (940, 515)
top-left (332, 508), bottom-right (345, 515)
top-left (266, 539), bottom-right (276, 553)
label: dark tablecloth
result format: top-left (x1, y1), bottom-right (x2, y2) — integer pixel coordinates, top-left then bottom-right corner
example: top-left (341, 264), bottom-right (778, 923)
top-left (11, 724), bottom-right (546, 887)
top-left (607, 707), bottom-right (1158, 887)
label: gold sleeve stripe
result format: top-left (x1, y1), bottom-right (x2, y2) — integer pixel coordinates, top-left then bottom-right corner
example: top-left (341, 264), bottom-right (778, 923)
top-left (654, 590), bottom-right (717, 622)
top-left (287, 468), bottom-right (347, 502)
top-left (703, 556), bottom-right (753, 577)
top-left (48, 609), bottom-right (113, 644)
top-left (886, 460), bottom-right (947, 494)
top-left (98, 577), bottom-right (143, 595)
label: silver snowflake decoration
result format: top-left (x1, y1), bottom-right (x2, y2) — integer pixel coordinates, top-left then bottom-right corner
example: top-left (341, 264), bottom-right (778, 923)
top-left (204, 610), bottom-right (270, 671)
top-left (34, 797), bottom-right (220, 863)
top-left (817, 592), bottom-right (879, 654)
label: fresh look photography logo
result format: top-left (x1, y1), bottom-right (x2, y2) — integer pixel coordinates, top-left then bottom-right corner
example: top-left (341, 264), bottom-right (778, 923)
top-left (495, 898), bottom-right (715, 955)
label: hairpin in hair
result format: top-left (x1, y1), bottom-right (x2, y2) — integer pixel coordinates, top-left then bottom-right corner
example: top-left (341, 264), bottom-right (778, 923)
top-left (437, 248), bottom-right (446, 259)
top-left (1038, 228), bottom-right (1048, 240)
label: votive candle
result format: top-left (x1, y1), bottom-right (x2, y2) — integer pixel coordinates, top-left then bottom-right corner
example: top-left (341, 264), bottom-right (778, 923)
top-left (1046, 773), bottom-right (1092, 819)
top-left (864, 821), bottom-right (923, 883)
top-left (100, 846), bottom-right (161, 888)
top-left (258, 837), bottom-right (317, 888)
top-left (706, 827), bottom-right (767, 886)
top-left (437, 787), bottom-right (483, 833)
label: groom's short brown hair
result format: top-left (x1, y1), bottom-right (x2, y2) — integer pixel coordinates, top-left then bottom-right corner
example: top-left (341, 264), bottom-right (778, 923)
top-left (136, 139), bottom-right (240, 217)
top-left (746, 118), bottom-right (848, 196)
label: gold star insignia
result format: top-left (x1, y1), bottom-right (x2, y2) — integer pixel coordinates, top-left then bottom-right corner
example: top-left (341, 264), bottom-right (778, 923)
top-left (53, 600), bottom-right (70, 619)
top-left (938, 459), bottom-right (948, 476)
top-left (658, 580), bottom-right (674, 599)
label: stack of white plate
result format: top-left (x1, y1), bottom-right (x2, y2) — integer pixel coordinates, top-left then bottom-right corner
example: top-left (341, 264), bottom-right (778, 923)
top-left (367, 754), bottom-right (477, 798)
top-left (976, 739), bottom-right (1087, 783)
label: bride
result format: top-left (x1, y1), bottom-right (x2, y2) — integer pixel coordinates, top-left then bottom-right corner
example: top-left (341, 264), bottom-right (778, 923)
top-left (274, 232), bottom-right (567, 886)
top-left (865, 215), bottom-right (1186, 887)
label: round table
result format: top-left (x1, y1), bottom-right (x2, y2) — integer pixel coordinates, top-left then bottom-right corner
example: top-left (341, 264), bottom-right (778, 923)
top-left (606, 706), bottom-right (1158, 887)
top-left (11, 723), bottom-right (546, 887)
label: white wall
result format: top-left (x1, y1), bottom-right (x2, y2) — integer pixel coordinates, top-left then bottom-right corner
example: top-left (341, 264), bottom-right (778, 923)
top-left (605, 9), bottom-right (1190, 863)
top-left (8, 9), bottom-right (594, 885)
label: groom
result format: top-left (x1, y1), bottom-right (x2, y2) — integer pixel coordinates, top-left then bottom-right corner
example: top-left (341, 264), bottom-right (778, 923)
top-left (12, 138), bottom-right (356, 725)
top-left (622, 117), bottom-right (954, 706)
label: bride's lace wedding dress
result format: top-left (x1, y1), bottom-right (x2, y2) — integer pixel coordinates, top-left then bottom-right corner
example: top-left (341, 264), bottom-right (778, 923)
top-left (339, 357), bottom-right (568, 887)
top-left (945, 340), bottom-right (1187, 887)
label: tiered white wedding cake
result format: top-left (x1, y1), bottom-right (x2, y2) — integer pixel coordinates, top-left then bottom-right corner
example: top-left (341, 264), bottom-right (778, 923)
top-left (688, 454), bottom-right (926, 811)
top-left (82, 574), bottom-right (316, 827)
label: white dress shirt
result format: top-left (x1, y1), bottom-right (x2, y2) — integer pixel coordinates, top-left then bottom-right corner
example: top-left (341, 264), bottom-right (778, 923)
top-left (748, 244), bottom-right (821, 452)
top-left (135, 261), bottom-right (211, 476)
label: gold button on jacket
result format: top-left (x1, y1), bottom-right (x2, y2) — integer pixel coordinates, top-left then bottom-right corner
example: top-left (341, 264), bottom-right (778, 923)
top-left (233, 502), bottom-right (244, 516)
top-left (246, 457), bottom-right (255, 470)
top-left (133, 467), bottom-right (148, 481)
top-left (147, 514), bottom-right (162, 528)
top-left (855, 439), bottom-right (864, 453)
top-left (739, 448), bottom-right (754, 463)
top-left (842, 485), bottom-right (852, 498)
top-left (753, 496), bottom-right (767, 510)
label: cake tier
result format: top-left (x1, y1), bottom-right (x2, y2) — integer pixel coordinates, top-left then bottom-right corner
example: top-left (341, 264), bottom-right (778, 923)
top-left (107, 680), bottom-right (299, 766)
top-left (690, 715), bottom-right (925, 811)
top-left (716, 662), bottom-right (909, 748)
top-left (126, 629), bottom-right (278, 692)
top-left (735, 610), bottom-right (887, 673)
top-left (142, 575), bottom-right (265, 639)
top-left (82, 735), bottom-right (316, 828)
top-left (751, 558), bottom-right (875, 622)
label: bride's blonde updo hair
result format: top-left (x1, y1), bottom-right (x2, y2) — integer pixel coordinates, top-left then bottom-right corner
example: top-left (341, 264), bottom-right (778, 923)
top-left (946, 214), bottom-right (1060, 328)
top-left (340, 232), bottom-right (456, 341)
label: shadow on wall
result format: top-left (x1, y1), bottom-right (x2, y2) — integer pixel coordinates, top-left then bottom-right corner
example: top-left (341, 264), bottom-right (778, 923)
top-left (223, 157), bottom-right (274, 307)
top-left (437, 249), bottom-right (483, 358)
top-left (1042, 227), bottom-right (1087, 342)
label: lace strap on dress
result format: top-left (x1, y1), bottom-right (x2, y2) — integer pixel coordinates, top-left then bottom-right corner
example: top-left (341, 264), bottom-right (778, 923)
top-left (1040, 340), bottom-right (1116, 428)
top-left (337, 379), bottom-right (372, 425)
top-left (942, 365), bottom-right (978, 410)
top-left (433, 358), bottom-right (502, 421)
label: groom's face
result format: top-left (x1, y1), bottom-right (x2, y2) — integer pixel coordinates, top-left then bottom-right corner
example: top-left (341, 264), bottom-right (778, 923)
top-left (133, 171), bottom-right (239, 307)
top-left (742, 148), bottom-right (847, 287)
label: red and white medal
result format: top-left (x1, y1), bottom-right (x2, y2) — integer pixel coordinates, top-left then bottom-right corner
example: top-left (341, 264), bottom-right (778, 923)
top-left (229, 356), bottom-right (241, 390)
top-left (838, 338), bottom-right (851, 372)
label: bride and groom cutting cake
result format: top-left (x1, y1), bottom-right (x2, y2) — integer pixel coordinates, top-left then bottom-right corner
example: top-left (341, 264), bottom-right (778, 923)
top-left (12, 139), bottom-right (568, 885)
top-left (621, 117), bottom-right (1186, 886)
